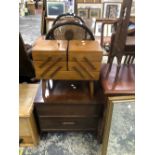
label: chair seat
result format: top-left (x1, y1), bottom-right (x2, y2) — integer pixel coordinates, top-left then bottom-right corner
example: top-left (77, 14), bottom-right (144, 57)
top-left (100, 64), bottom-right (135, 95)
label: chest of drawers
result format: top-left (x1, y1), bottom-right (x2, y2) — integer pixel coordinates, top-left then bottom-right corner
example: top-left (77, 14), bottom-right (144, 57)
top-left (34, 81), bottom-right (104, 140)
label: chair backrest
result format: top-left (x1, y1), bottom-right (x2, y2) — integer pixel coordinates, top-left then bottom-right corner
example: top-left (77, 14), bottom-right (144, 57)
top-left (111, 0), bottom-right (133, 59)
top-left (52, 13), bottom-right (85, 26)
top-left (46, 22), bottom-right (95, 40)
top-left (105, 0), bottom-right (134, 81)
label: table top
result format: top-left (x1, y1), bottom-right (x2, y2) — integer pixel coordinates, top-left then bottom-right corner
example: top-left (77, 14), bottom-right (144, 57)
top-left (69, 40), bottom-right (103, 53)
top-left (34, 81), bottom-right (103, 104)
top-left (32, 37), bottom-right (68, 53)
top-left (19, 84), bottom-right (39, 117)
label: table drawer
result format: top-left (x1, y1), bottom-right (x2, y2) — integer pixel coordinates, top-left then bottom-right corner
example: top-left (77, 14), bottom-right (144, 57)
top-left (33, 61), bottom-right (67, 71)
top-left (34, 61), bottom-right (67, 79)
top-left (19, 118), bottom-right (31, 136)
top-left (68, 62), bottom-right (101, 72)
top-left (36, 104), bottom-right (102, 117)
top-left (32, 53), bottom-right (66, 61)
top-left (39, 117), bottom-right (98, 130)
top-left (69, 53), bottom-right (102, 62)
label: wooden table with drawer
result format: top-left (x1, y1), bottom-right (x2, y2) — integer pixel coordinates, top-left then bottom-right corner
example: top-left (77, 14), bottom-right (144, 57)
top-left (19, 84), bottom-right (39, 146)
top-left (34, 81), bottom-right (104, 142)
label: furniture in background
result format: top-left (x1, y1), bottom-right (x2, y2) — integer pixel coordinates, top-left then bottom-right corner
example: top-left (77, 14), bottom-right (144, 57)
top-left (100, 19), bottom-right (135, 53)
top-left (38, 1), bottom-right (43, 10)
top-left (19, 84), bottom-right (39, 146)
top-left (106, 0), bottom-right (133, 81)
top-left (27, 1), bottom-right (36, 15)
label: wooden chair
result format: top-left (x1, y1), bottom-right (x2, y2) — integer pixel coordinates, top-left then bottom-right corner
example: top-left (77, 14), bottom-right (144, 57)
top-left (104, 0), bottom-right (134, 81)
top-left (52, 13), bottom-right (85, 26)
top-left (100, 19), bottom-right (135, 52)
top-left (97, 0), bottom-right (135, 144)
top-left (53, 13), bottom-right (97, 36)
top-left (46, 21), bottom-right (95, 40)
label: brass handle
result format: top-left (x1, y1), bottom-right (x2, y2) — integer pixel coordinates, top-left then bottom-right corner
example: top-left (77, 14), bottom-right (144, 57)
top-left (62, 122), bottom-right (76, 125)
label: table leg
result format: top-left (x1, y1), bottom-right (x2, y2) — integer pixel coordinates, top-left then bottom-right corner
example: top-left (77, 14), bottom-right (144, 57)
top-left (89, 81), bottom-right (94, 97)
top-left (42, 79), bottom-right (46, 101)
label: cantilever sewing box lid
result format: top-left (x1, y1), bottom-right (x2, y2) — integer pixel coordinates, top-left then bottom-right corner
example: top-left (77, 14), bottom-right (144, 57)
top-left (32, 36), bottom-right (68, 61)
top-left (19, 84), bottom-right (39, 117)
top-left (68, 40), bottom-right (103, 61)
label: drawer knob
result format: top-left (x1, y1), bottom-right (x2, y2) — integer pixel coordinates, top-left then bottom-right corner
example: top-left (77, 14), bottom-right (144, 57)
top-left (62, 122), bottom-right (76, 125)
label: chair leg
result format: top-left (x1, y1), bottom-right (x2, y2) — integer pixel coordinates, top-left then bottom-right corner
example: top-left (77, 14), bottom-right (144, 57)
top-left (115, 63), bottom-right (121, 81)
top-left (106, 57), bottom-right (114, 79)
top-left (127, 55), bottom-right (132, 64)
top-left (107, 54), bottom-right (111, 63)
top-left (114, 57), bottom-right (122, 82)
top-left (124, 55), bottom-right (128, 64)
top-left (89, 81), bottom-right (94, 98)
top-left (130, 55), bottom-right (135, 64)
top-left (42, 79), bottom-right (46, 101)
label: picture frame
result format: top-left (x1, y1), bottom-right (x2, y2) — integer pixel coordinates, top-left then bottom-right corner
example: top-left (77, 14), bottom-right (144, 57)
top-left (46, 1), bottom-right (66, 18)
top-left (76, 0), bottom-right (84, 3)
top-left (95, 22), bottom-right (102, 36)
top-left (130, 0), bottom-right (135, 16)
top-left (102, 96), bottom-right (135, 155)
top-left (77, 3), bottom-right (103, 18)
top-left (85, 0), bottom-right (94, 3)
top-left (94, 0), bottom-right (101, 3)
top-left (78, 8), bottom-right (89, 19)
top-left (103, 2), bottom-right (122, 19)
top-left (89, 8), bottom-right (101, 19)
